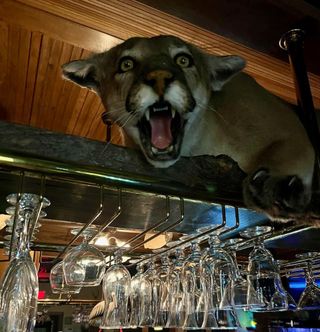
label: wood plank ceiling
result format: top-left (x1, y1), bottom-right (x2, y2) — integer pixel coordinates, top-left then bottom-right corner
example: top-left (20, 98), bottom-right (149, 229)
top-left (1, 0), bottom-right (320, 148)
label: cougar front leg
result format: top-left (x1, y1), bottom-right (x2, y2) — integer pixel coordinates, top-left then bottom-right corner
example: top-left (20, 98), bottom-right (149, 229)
top-left (242, 140), bottom-right (315, 220)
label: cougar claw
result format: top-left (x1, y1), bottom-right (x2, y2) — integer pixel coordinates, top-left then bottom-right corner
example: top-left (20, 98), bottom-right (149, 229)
top-left (252, 168), bottom-right (269, 182)
top-left (243, 169), bottom-right (311, 220)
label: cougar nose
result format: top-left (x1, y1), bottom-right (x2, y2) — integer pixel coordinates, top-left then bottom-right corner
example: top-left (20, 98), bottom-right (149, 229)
top-left (145, 70), bottom-right (173, 96)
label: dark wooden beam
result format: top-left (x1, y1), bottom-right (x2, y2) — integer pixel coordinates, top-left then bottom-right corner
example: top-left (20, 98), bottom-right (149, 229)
top-left (0, 121), bottom-right (245, 205)
top-left (1, 121), bottom-right (320, 226)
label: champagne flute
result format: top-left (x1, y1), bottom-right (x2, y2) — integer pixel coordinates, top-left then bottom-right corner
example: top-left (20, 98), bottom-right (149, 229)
top-left (0, 193), bottom-right (50, 332)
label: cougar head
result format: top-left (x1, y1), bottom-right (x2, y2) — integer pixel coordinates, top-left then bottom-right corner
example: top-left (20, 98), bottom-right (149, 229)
top-left (62, 35), bottom-right (245, 168)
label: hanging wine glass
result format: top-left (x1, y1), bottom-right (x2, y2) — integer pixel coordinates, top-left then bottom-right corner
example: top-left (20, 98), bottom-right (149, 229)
top-left (63, 226), bottom-right (106, 287)
top-left (241, 226), bottom-right (288, 312)
top-left (100, 250), bottom-right (131, 329)
top-left (220, 237), bottom-right (264, 311)
top-left (277, 260), bottom-right (297, 311)
top-left (200, 232), bottom-right (239, 329)
top-left (142, 255), bottom-right (162, 328)
top-left (0, 193), bottom-right (50, 332)
top-left (166, 244), bottom-right (186, 328)
top-left (153, 249), bottom-right (173, 328)
top-left (50, 261), bottom-right (81, 295)
top-left (129, 260), bottom-right (151, 328)
top-left (181, 238), bottom-right (206, 330)
top-left (268, 275), bottom-right (290, 311)
top-left (3, 204), bottom-right (46, 257)
top-left (296, 252), bottom-right (320, 310)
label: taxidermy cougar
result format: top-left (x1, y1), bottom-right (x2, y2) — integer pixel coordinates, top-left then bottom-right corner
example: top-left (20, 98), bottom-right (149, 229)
top-left (62, 35), bottom-right (315, 220)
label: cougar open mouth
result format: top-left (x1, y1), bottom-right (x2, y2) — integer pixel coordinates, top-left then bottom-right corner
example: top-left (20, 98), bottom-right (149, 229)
top-left (138, 101), bottom-right (184, 161)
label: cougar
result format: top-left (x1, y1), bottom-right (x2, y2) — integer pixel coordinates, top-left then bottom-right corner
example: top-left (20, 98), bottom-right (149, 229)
top-left (62, 35), bottom-right (315, 220)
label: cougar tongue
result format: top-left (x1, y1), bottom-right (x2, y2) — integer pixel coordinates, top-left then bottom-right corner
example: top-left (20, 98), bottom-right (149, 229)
top-left (149, 113), bottom-right (173, 149)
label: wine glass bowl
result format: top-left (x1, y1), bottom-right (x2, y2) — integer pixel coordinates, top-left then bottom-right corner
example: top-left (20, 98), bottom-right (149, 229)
top-left (129, 261), bottom-right (152, 328)
top-left (165, 246), bottom-right (186, 329)
top-left (200, 233), bottom-right (240, 329)
top-left (50, 262), bottom-right (81, 294)
top-left (63, 226), bottom-right (106, 287)
top-left (241, 226), bottom-right (288, 312)
top-left (239, 225), bottom-right (273, 239)
top-left (181, 239), bottom-right (206, 330)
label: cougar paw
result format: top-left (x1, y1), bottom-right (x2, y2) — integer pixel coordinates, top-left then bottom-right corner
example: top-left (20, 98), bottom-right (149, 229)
top-left (243, 168), bottom-right (310, 219)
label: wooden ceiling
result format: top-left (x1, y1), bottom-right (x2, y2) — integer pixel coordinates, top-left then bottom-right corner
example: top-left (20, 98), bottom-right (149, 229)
top-left (1, 0), bottom-right (320, 263)
top-left (138, 0), bottom-right (320, 76)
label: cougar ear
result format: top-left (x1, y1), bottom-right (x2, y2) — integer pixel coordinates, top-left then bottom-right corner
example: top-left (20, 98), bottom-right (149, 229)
top-left (62, 59), bottom-right (99, 92)
top-left (208, 55), bottom-right (246, 91)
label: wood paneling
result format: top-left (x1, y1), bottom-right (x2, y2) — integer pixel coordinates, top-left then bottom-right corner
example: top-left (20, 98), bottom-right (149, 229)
top-left (0, 21), bottom-right (8, 85)
top-left (0, 21), bottom-right (125, 145)
top-left (10, 0), bottom-right (320, 108)
top-left (0, 249), bottom-right (10, 279)
top-left (0, 0), bottom-right (122, 52)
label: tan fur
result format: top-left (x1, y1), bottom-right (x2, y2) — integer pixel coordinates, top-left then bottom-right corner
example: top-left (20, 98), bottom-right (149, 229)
top-left (62, 35), bottom-right (315, 219)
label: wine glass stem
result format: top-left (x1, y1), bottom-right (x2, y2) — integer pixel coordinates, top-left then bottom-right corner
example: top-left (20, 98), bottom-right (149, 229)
top-left (114, 252), bottom-right (123, 264)
top-left (305, 261), bottom-right (315, 285)
top-left (16, 210), bottom-right (32, 257)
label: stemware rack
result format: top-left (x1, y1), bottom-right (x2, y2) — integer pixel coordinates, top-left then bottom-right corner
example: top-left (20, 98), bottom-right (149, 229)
top-left (281, 255), bottom-right (320, 279)
top-left (0, 167), bottom-right (318, 275)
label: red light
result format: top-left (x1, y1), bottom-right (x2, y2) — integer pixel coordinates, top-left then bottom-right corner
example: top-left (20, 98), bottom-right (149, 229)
top-left (38, 290), bottom-right (46, 299)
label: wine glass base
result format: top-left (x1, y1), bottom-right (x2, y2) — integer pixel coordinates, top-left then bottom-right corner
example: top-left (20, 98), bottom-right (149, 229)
top-left (240, 225), bottom-right (272, 238)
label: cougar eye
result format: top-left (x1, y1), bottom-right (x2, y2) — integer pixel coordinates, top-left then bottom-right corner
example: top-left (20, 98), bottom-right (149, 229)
top-left (175, 53), bottom-right (193, 68)
top-left (119, 57), bottom-right (135, 72)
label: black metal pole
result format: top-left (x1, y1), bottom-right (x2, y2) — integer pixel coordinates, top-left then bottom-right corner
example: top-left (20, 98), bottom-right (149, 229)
top-left (101, 111), bottom-right (112, 143)
top-left (279, 29), bottom-right (320, 190)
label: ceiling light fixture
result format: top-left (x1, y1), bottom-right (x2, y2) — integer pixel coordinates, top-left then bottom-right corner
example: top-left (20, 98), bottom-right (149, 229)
top-left (94, 235), bottom-right (130, 248)
top-left (94, 236), bottom-right (109, 247)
